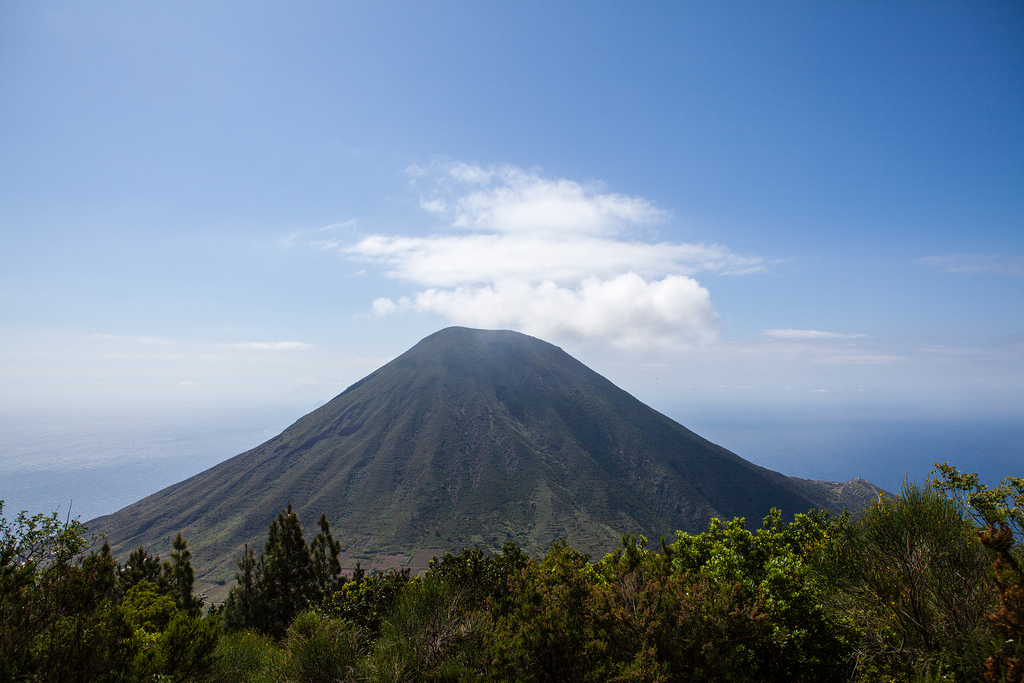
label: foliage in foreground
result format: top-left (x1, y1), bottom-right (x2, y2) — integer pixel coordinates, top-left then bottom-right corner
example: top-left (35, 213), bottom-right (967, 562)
top-left (0, 504), bottom-right (217, 683)
top-left (2, 462), bottom-right (1020, 682)
top-left (932, 463), bottom-right (1024, 682)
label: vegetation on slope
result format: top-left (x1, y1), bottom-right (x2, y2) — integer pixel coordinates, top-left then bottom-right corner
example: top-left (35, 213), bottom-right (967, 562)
top-left (3, 462), bottom-right (1021, 682)
top-left (88, 328), bottom-right (875, 589)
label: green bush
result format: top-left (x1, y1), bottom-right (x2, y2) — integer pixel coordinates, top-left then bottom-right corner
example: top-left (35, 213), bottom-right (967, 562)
top-left (323, 568), bottom-right (413, 638)
top-left (208, 630), bottom-right (285, 683)
top-left (359, 575), bottom-right (488, 682)
top-left (816, 482), bottom-right (993, 681)
top-left (5, 473), bottom-right (1011, 683)
top-left (283, 610), bottom-right (363, 683)
top-left (123, 580), bottom-right (177, 633)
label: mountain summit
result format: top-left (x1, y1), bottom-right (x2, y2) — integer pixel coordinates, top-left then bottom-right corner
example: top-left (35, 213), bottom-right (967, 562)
top-left (88, 327), bottom-right (874, 584)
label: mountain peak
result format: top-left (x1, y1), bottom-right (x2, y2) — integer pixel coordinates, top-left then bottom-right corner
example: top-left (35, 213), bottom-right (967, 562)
top-left (89, 327), bottom-right (867, 586)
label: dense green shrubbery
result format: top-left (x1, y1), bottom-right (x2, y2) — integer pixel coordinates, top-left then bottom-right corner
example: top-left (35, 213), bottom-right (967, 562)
top-left (207, 630), bottom-right (284, 683)
top-left (3, 462), bottom-right (1019, 682)
top-left (0, 504), bottom-right (218, 682)
top-left (816, 482), bottom-right (993, 680)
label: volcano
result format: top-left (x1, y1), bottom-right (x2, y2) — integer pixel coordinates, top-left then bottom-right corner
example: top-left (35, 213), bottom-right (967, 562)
top-left (88, 327), bottom-right (879, 586)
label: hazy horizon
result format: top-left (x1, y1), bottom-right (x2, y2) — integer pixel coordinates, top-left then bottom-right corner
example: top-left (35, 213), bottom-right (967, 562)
top-left (3, 399), bottom-right (1020, 523)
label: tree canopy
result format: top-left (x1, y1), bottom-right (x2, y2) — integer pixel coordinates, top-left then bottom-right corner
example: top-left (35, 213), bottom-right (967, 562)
top-left (2, 462), bottom-right (1017, 682)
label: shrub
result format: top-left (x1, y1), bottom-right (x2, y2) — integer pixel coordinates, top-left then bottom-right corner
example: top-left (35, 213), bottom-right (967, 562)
top-left (283, 610), bottom-right (363, 683)
top-left (208, 630), bottom-right (285, 683)
top-left (359, 575), bottom-right (488, 682)
top-left (817, 482), bottom-right (993, 681)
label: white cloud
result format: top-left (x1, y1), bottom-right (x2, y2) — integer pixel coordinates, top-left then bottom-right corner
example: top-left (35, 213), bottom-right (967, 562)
top-left (920, 253), bottom-right (1024, 276)
top-left (423, 162), bottom-right (667, 238)
top-left (382, 273), bottom-right (718, 348)
top-left (762, 329), bottom-right (867, 340)
top-left (817, 354), bottom-right (905, 364)
top-left (87, 334), bottom-right (314, 354)
top-left (280, 220), bottom-right (356, 249)
top-left (349, 234), bottom-right (758, 287)
top-left (345, 162), bottom-right (765, 348)
top-left (371, 297), bottom-right (399, 316)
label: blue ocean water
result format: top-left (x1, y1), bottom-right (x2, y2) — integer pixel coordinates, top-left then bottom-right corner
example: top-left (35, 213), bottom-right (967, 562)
top-left (685, 414), bottom-right (1023, 494)
top-left (0, 406), bottom-right (1020, 523)
top-left (0, 406), bottom-right (307, 522)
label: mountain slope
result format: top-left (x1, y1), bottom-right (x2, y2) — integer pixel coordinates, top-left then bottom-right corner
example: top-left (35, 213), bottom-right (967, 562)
top-left (87, 327), bottom-right (872, 585)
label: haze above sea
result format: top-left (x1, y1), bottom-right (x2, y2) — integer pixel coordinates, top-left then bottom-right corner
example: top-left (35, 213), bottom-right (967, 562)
top-left (0, 405), bottom-right (308, 523)
top-left (0, 404), bottom-right (1020, 523)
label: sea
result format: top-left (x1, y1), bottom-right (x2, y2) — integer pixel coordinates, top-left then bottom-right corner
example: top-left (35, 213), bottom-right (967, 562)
top-left (0, 405), bottom-right (307, 523)
top-left (684, 412), bottom-right (1023, 495)
top-left (0, 404), bottom-right (1020, 523)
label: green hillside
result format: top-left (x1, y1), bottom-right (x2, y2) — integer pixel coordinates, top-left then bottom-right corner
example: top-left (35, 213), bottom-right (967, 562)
top-left (87, 327), bottom-right (878, 587)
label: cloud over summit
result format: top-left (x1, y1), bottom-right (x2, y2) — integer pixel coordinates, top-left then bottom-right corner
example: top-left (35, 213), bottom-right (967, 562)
top-left (418, 162), bottom-right (666, 238)
top-left (350, 163), bottom-right (762, 348)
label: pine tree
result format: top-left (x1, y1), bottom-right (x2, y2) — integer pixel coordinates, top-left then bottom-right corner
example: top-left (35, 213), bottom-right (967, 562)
top-left (261, 503), bottom-right (313, 638)
top-left (222, 542), bottom-right (264, 633)
top-left (309, 512), bottom-right (342, 604)
top-left (120, 544), bottom-right (164, 597)
top-left (163, 532), bottom-right (202, 616)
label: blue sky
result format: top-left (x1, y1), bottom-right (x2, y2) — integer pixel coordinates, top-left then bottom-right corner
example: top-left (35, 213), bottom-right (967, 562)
top-left (1, 1), bottom-right (1022, 422)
